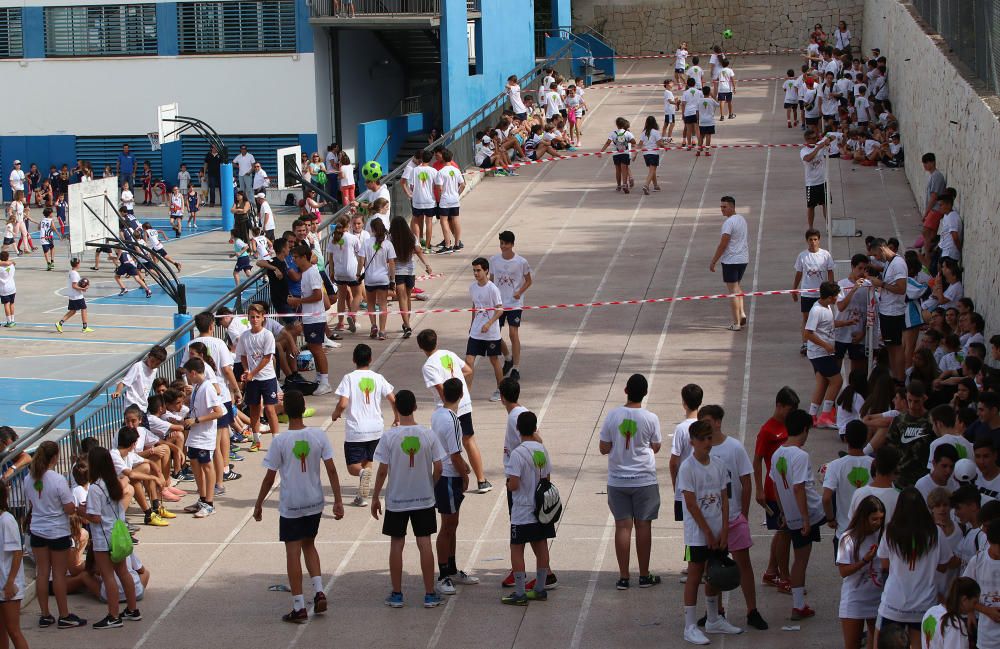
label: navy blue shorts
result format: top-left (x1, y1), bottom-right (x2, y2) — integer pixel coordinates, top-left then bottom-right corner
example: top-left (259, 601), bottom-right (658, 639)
top-left (809, 354), bottom-right (840, 377)
top-left (303, 321), bottom-right (326, 345)
top-left (68, 298), bottom-right (86, 311)
top-left (412, 206), bottom-right (437, 218)
top-left (466, 338), bottom-right (501, 357)
top-left (700, 125), bottom-right (716, 135)
top-left (279, 513), bottom-right (321, 543)
top-left (784, 102), bottom-right (797, 109)
top-left (435, 476), bottom-right (465, 515)
top-left (683, 114), bottom-right (698, 124)
top-left (116, 264), bottom-right (138, 277)
top-left (0, 294), bottom-right (13, 305)
top-left (187, 447), bottom-right (213, 464)
top-left (335, 278), bottom-right (359, 288)
top-left (788, 520), bottom-right (824, 548)
top-left (718, 92), bottom-right (732, 102)
top-left (438, 206), bottom-right (459, 218)
top-left (721, 263), bottom-right (747, 284)
top-left (664, 113), bottom-right (675, 124)
top-left (42, 243), bottom-right (53, 253)
top-left (499, 309), bottom-right (522, 328)
top-left (800, 295), bottom-right (819, 314)
top-left (612, 153), bottom-right (631, 166)
top-left (344, 439), bottom-right (379, 466)
top-left (395, 275), bottom-right (415, 290)
top-left (835, 340), bottom-right (865, 361)
top-left (234, 256), bottom-right (252, 272)
top-left (510, 521), bottom-right (556, 544)
top-left (217, 401), bottom-right (234, 428)
top-left (764, 500), bottom-right (784, 530)
top-left (245, 377), bottom-right (279, 406)
top-left (643, 154), bottom-right (660, 167)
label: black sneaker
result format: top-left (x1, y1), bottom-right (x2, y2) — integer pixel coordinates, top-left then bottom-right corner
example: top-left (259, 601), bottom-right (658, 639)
top-left (92, 614), bottom-right (124, 629)
top-left (509, 368), bottom-right (520, 382)
top-left (121, 608), bottom-right (142, 621)
top-left (615, 578), bottom-right (630, 590)
top-left (39, 614), bottom-right (56, 628)
top-left (638, 574), bottom-right (662, 588)
top-left (58, 613), bottom-right (87, 628)
top-left (502, 360), bottom-right (513, 377)
top-left (282, 608), bottom-right (308, 624)
top-left (455, 241), bottom-right (464, 250)
top-left (747, 609), bottom-right (768, 630)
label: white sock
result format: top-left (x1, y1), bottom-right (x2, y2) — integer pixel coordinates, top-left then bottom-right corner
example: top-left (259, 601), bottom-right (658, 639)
top-left (318, 373), bottom-right (328, 383)
top-left (822, 400), bottom-right (834, 413)
top-left (504, 353), bottom-right (512, 362)
top-left (706, 595), bottom-right (720, 623)
top-left (292, 594), bottom-right (305, 610)
top-left (311, 575), bottom-right (323, 594)
top-left (512, 364), bottom-right (519, 371)
top-left (808, 402), bottom-right (819, 416)
top-left (684, 605), bottom-right (696, 628)
top-left (792, 586), bottom-right (805, 609)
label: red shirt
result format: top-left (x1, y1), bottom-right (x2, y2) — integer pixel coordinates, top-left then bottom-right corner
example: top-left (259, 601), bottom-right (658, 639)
top-left (754, 417), bottom-right (788, 501)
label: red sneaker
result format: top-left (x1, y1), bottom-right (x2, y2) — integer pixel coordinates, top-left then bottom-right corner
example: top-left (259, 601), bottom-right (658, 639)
top-left (776, 579), bottom-right (792, 594)
top-left (791, 605), bottom-right (816, 620)
top-left (816, 412), bottom-right (837, 429)
top-left (501, 571), bottom-right (515, 588)
top-left (761, 572), bottom-right (781, 587)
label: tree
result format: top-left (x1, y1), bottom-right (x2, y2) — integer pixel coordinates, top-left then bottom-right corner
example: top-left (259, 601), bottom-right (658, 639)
top-left (401, 436), bottom-right (421, 468)
top-left (775, 455), bottom-right (789, 489)
top-left (440, 354), bottom-right (455, 377)
top-left (618, 418), bottom-right (638, 450)
top-left (847, 466), bottom-right (870, 489)
top-left (358, 377), bottom-right (376, 404)
top-left (292, 440), bottom-right (311, 472)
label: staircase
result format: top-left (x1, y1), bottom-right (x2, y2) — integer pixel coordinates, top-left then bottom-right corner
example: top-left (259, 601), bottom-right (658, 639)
top-left (391, 133), bottom-right (429, 169)
top-left (373, 29), bottom-right (441, 79)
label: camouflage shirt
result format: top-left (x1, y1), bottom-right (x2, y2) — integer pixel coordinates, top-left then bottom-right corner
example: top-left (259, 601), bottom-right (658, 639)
top-left (887, 412), bottom-right (933, 489)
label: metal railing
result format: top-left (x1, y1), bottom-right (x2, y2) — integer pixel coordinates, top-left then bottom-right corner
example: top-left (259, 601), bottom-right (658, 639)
top-left (308, 0), bottom-right (479, 19)
top-left (911, 0), bottom-right (999, 91)
top-left (393, 95), bottom-right (425, 116)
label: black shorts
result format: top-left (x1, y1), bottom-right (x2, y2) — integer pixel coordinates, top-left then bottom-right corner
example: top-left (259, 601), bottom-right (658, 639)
top-left (365, 284), bottom-right (389, 293)
top-left (458, 412), bottom-right (474, 437)
top-left (809, 355), bottom-right (840, 378)
top-left (683, 114), bottom-right (698, 124)
top-left (437, 206), bottom-right (459, 218)
top-left (674, 499), bottom-right (684, 521)
top-left (878, 617), bottom-right (922, 632)
top-left (800, 295), bottom-right (819, 313)
top-left (612, 153), bottom-right (631, 165)
top-left (479, 158), bottom-right (494, 169)
top-left (835, 340), bottom-right (865, 361)
top-left (643, 154), bottom-right (660, 167)
top-left (721, 263), bottom-right (747, 284)
top-left (514, 112), bottom-right (527, 122)
top-left (246, 377), bottom-right (279, 406)
top-left (510, 521), bottom-right (556, 545)
top-left (303, 321), bottom-right (326, 345)
top-left (335, 278), bottom-right (359, 288)
top-left (805, 116), bottom-right (820, 126)
top-left (0, 294), bottom-right (13, 305)
top-left (234, 256), bottom-right (252, 272)
top-left (805, 183), bottom-right (827, 208)
top-left (764, 500), bottom-right (784, 530)
top-left (42, 243), bottom-right (53, 253)
top-left (187, 447), bottom-right (213, 464)
top-left (435, 476), bottom-right (465, 514)
top-left (559, 109), bottom-right (567, 119)
top-left (30, 533), bottom-right (72, 551)
top-left (788, 520), bottom-right (823, 548)
top-left (499, 310), bottom-right (522, 328)
top-left (718, 92), bottom-right (732, 102)
top-left (1, 237), bottom-right (12, 246)
top-left (382, 506), bottom-right (437, 538)
top-left (466, 338), bottom-right (501, 357)
top-left (67, 298), bottom-right (86, 311)
top-left (116, 263), bottom-right (138, 277)
top-left (699, 125), bottom-right (716, 135)
top-left (344, 439), bottom-right (379, 466)
top-left (664, 114), bottom-right (675, 124)
top-left (784, 102), bottom-right (798, 109)
top-left (412, 206), bottom-right (437, 218)
top-left (878, 313), bottom-right (905, 346)
top-left (279, 513), bottom-right (321, 543)
top-left (684, 546), bottom-right (725, 564)
top-left (98, 245), bottom-right (113, 254)
top-left (395, 275), bottom-right (415, 290)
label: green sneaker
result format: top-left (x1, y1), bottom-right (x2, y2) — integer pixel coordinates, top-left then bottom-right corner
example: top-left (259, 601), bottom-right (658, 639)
top-left (55, 321), bottom-right (63, 333)
top-left (82, 327), bottom-right (95, 333)
top-left (501, 593), bottom-right (528, 606)
top-left (525, 590), bottom-right (547, 601)
top-left (303, 407), bottom-right (316, 418)
top-left (6, 322), bottom-right (14, 328)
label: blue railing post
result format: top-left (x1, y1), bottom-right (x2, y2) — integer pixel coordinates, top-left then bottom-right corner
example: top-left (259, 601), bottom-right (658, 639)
top-left (221, 163), bottom-right (235, 232)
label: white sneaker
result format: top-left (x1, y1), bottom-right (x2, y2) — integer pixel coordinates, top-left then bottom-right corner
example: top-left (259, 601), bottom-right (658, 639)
top-left (313, 382), bottom-right (332, 396)
top-left (452, 570), bottom-right (480, 585)
top-left (351, 495), bottom-right (367, 507)
top-left (705, 618), bottom-right (743, 635)
top-left (489, 390), bottom-right (501, 402)
top-left (193, 504), bottom-right (215, 518)
top-left (322, 339), bottom-right (341, 349)
top-left (435, 576), bottom-right (456, 595)
top-left (684, 625), bottom-right (710, 645)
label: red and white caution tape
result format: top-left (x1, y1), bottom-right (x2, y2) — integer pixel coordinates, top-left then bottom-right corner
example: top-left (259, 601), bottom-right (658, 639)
top-left (415, 272), bottom-right (445, 282)
top-left (578, 48), bottom-right (801, 60)
top-left (268, 287), bottom-right (820, 320)
top-left (467, 142), bottom-right (804, 175)
top-left (588, 77), bottom-right (783, 90)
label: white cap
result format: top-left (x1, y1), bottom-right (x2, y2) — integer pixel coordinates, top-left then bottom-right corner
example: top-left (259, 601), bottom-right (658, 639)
top-left (255, 192), bottom-right (266, 199)
top-left (12, 160), bottom-right (20, 165)
top-left (481, 136), bottom-right (491, 144)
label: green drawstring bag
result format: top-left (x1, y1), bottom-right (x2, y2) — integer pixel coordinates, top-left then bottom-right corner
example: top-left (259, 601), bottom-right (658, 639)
top-left (110, 518), bottom-right (134, 563)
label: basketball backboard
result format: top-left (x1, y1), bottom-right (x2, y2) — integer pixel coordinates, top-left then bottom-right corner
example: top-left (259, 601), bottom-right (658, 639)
top-left (158, 103), bottom-right (179, 145)
top-left (69, 177), bottom-right (119, 255)
top-left (277, 145), bottom-right (302, 190)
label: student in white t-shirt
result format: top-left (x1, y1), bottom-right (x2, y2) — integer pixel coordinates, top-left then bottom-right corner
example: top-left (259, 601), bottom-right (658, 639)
top-left (688, 55), bottom-right (704, 89)
top-left (876, 488), bottom-right (953, 649)
top-left (836, 254), bottom-right (872, 373)
top-left (701, 404), bottom-right (767, 630)
top-left (635, 116), bottom-right (665, 195)
top-left (237, 305), bottom-right (281, 450)
top-left (800, 129), bottom-right (833, 230)
top-left (836, 493), bottom-right (886, 649)
top-left (502, 410), bottom-right (556, 605)
top-left (434, 153), bottom-right (466, 251)
top-left (804, 282), bottom-right (857, 428)
top-left (936, 194), bottom-right (962, 263)
top-left (793, 228), bottom-right (835, 353)
top-left (418, 328), bottom-right (488, 493)
top-left (770, 409), bottom-right (826, 620)
top-left (709, 197), bottom-right (749, 331)
top-left (677, 419), bottom-right (741, 643)
top-left (680, 78), bottom-right (702, 150)
top-left (254, 390), bottom-right (344, 623)
top-left (466, 257), bottom-right (505, 402)
top-left (717, 59), bottom-right (736, 120)
top-left (111, 345), bottom-right (166, 414)
top-left (332, 343), bottom-right (397, 507)
top-left (0, 482), bottom-right (28, 645)
top-left (920, 577), bottom-right (980, 649)
top-left (669, 383), bottom-right (703, 523)
top-left (822, 421), bottom-right (874, 540)
top-left (962, 519), bottom-right (1000, 649)
top-left (358, 218), bottom-right (396, 340)
top-left (663, 79), bottom-right (679, 142)
top-left (695, 87), bottom-right (720, 156)
top-left (600, 117), bottom-right (636, 193)
top-left (327, 217), bottom-right (363, 333)
top-left (288, 244), bottom-right (331, 394)
top-left (489, 231), bottom-right (532, 382)
top-left (404, 151), bottom-right (440, 250)
top-left (783, 69), bottom-right (801, 128)
top-left (598, 375), bottom-right (663, 590)
top-left (674, 42), bottom-right (689, 84)
top-left (371, 390), bottom-right (447, 609)
top-left (182, 357), bottom-right (226, 518)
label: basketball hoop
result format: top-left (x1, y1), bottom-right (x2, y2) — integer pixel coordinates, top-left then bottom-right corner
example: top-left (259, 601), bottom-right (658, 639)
top-left (146, 132), bottom-right (161, 151)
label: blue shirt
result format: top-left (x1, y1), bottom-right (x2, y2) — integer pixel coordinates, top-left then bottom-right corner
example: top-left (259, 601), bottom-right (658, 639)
top-left (285, 253), bottom-right (301, 297)
top-left (117, 153), bottom-right (136, 176)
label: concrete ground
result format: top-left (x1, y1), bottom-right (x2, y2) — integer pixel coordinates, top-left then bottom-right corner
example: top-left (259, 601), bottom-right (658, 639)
top-left (16, 54), bottom-right (922, 649)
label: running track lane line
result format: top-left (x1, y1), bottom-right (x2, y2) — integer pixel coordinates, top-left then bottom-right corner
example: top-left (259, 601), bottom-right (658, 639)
top-left (426, 61), bottom-right (652, 649)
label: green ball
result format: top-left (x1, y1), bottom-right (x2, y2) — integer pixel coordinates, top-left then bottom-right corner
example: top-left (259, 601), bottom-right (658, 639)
top-left (723, 29), bottom-right (733, 39)
top-left (361, 160), bottom-right (383, 182)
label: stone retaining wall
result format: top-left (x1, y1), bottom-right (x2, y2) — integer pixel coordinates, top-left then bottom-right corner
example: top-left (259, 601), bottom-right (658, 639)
top-left (573, 0), bottom-right (864, 54)
top-left (863, 0), bottom-right (1000, 337)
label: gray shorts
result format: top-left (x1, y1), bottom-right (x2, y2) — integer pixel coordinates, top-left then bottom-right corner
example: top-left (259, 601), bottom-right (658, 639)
top-left (607, 484), bottom-right (661, 521)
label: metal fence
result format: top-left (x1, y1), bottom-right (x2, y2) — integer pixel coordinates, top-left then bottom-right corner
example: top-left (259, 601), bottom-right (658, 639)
top-left (911, 0), bottom-right (999, 91)
top-left (307, 0), bottom-right (479, 19)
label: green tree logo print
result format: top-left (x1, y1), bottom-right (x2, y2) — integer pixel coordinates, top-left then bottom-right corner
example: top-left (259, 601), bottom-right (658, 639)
top-left (775, 456), bottom-right (790, 489)
top-left (618, 418), bottom-right (638, 450)
top-left (418, 171), bottom-right (430, 184)
top-left (292, 440), bottom-right (310, 472)
top-left (33, 479), bottom-right (43, 494)
top-left (922, 615), bottom-right (937, 647)
top-left (401, 436), bottom-right (421, 468)
top-left (956, 445), bottom-right (969, 460)
top-left (440, 355), bottom-right (455, 377)
top-left (532, 450), bottom-right (547, 469)
top-left (847, 466), bottom-right (870, 488)
top-left (358, 377), bottom-right (376, 404)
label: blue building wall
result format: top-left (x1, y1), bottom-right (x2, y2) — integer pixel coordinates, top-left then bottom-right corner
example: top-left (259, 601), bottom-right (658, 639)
top-left (356, 113), bottom-right (429, 176)
top-left (440, 0), bottom-right (536, 130)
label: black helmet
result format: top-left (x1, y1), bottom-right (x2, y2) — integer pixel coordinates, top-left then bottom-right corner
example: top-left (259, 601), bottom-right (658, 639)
top-left (705, 553), bottom-right (741, 591)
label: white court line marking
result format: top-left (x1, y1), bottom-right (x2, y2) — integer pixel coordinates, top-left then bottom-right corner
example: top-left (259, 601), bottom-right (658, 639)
top-left (569, 514), bottom-right (615, 649)
top-left (0, 375), bottom-right (94, 382)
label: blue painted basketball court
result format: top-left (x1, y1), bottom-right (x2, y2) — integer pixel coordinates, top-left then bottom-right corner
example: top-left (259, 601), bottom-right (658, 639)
top-left (87, 274), bottom-right (253, 309)
top-left (31, 217), bottom-right (221, 243)
top-left (0, 377), bottom-right (103, 429)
